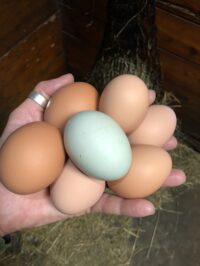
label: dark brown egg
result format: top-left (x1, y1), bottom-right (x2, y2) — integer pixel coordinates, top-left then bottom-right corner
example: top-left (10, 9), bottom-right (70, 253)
top-left (0, 122), bottom-right (65, 194)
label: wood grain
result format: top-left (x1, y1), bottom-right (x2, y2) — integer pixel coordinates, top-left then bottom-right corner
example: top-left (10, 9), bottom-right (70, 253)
top-left (59, 0), bottom-right (107, 21)
top-left (156, 8), bottom-right (200, 65)
top-left (60, 0), bottom-right (107, 78)
top-left (157, 0), bottom-right (200, 24)
top-left (0, 14), bottom-right (67, 133)
top-left (159, 49), bottom-right (200, 144)
top-left (0, 0), bottom-right (56, 57)
top-left (166, 0), bottom-right (200, 11)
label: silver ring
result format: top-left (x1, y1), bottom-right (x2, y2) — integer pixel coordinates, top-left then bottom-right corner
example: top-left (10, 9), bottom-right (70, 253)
top-left (28, 91), bottom-right (49, 108)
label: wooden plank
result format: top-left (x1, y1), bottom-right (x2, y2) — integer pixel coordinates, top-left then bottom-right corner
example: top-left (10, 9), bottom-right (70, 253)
top-left (166, 0), bottom-right (200, 11)
top-left (59, 0), bottom-right (107, 21)
top-left (156, 8), bottom-right (200, 65)
top-left (61, 5), bottom-right (106, 41)
top-left (159, 49), bottom-right (200, 146)
top-left (0, 14), bottom-right (67, 133)
top-left (0, 0), bottom-right (56, 57)
top-left (157, 0), bottom-right (200, 24)
top-left (60, 1), bottom-right (107, 78)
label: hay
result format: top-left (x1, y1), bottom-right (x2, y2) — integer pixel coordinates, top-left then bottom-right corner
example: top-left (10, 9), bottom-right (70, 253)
top-left (1, 215), bottom-right (135, 266)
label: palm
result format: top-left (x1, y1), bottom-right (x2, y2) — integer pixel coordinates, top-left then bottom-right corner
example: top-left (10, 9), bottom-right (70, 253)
top-left (0, 74), bottom-right (186, 236)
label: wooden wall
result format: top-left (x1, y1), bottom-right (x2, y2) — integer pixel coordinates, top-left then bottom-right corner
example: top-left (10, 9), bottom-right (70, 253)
top-left (156, 0), bottom-right (200, 149)
top-left (0, 0), bottom-right (67, 133)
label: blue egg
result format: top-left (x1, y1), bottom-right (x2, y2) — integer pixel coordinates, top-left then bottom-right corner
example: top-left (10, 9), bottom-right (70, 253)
top-left (63, 111), bottom-right (132, 181)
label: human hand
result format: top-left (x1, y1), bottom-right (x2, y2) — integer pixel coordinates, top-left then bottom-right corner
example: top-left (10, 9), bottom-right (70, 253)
top-left (0, 74), bottom-right (186, 236)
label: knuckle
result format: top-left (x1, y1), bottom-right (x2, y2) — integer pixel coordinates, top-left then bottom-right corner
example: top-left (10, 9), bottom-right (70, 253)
top-left (35, 80), bottom-right (48, 91)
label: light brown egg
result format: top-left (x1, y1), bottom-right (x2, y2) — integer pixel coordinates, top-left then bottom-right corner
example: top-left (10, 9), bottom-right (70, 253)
top-left (50, 160), bottom-right (105, 215)
top-left (99, 74), bottom-right (149, 133)
top-left (44, 82), bottom-right (99, 131)
top-left (0, 122), bottom-right (65, 194)
top-left (108, 145), bottom-right (172, 198)
top-left (129, 105), bottom-right (177, 147)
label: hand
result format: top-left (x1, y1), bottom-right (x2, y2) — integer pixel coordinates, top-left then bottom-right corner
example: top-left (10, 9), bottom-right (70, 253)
top-left (0, 74), bottom-right (186, 236)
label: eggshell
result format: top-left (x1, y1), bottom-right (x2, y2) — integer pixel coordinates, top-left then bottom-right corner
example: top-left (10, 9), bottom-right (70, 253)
top-left (99, 74), bottom-right (149, 133)
top-left (108, 145), bottom-right (172, 198)
top-left (44, 82), bottom-right (98, 131)
top-left (129, 105), bottom-right (177, 147)
top-left (0, 122), bottom-right (65, 194)
top-left (50, 160), bottom-right (105, 215)
top-left (64, 111), bottom-right (132, 181)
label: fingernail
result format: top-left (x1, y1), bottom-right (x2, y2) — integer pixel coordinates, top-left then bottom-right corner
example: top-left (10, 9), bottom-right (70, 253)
top-left (60, 73), bottom-right (74, 82)
top-left (149, 89), bottom-right (156, 104)
top-left (149, 89), bottom-right (156, 95)
top-left (143, 204), bottom-right (155, 216)
top-left (167, 170), bottom-right (187, 187)
top-left (175, 173), bottom-right (186, 185)
top-left (66, 73), bottom-right (74, 81)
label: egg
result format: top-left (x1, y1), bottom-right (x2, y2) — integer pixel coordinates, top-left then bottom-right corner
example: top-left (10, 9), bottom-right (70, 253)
top-left (64, 111), bottom-right (132, 181)
top-left (108, 145), bottom-right (172, 198)
top-left (50, 160), bottom-right (105, 215)
top-left (44, 82), bottom-right (99, 131)
top-left (99, 74), bottom-right (149, 133)
top-left (0, 122), bottom-right (65, 194)
top-left (129, 105), bottom-right (177, 147)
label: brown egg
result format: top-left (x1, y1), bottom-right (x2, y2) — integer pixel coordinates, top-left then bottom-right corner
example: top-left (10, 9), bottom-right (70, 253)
top-left (129, 105), bottom-right (177, 147)
top-left (108, 145), bottom-right (172, 198)
top-left (0, 122), bottom-right (65, 194)
top-left (50, 160), bottom-right (105, 215)
top-left (99, 74), bottom-right (149, 133)
top-left (44, 82), bottom-right (99, 131)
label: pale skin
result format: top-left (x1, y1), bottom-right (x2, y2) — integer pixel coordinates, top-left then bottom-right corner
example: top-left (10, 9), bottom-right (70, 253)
top-left (0, 74), bottom-right (186, 236)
